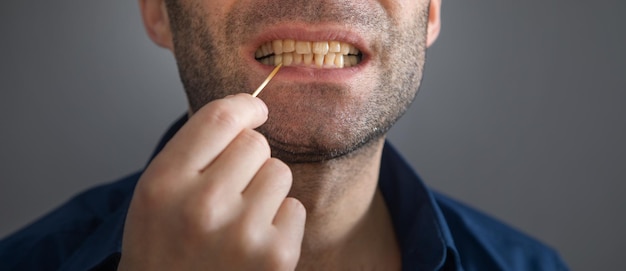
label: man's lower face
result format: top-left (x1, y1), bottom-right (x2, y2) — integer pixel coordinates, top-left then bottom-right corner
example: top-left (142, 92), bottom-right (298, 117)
top-left (166, 0), bottom-right (429, 162)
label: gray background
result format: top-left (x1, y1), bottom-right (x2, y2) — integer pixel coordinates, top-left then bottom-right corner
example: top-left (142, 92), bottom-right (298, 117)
top-left (1, 0), bottom-right (624, 270)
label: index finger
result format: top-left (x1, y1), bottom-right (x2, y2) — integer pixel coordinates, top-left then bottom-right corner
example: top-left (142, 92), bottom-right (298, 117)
top-left (152, 93), bottom-right (269, 176)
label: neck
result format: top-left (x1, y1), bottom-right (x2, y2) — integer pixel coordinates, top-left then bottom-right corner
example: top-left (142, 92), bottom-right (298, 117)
top-left (286, 138), bottom-right (401, 270)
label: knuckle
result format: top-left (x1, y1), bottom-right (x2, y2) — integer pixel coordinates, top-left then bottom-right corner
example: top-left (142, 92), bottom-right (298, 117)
top-left (285, 197), bottom-right (306, 216)
top-left (198, 183), bottom-right (224, 205)
top-left (244, 230), bottom-right (266, 250)
top-left (179, 197), bottom-right (204, 230)
top-left (204, 100), bottom-right (241, 130)
top-left (134, 176), bottom-right (170, 209)
top-left (239, 129), bottom-right (271, 158)
top-left (232, 224), bottom-right (266, 254)
top-left (180, 190), bottom-right (224, 233)
top-left (265, 244), bottom-right (299, 271)
top-left (268, 158), bottom-right (293, 180)
top-left (266, 158), bottom-right (293, 189)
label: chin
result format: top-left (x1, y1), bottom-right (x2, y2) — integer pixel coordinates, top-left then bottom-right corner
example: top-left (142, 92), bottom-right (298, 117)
top-left (259, 122), bottom-right (388, 164)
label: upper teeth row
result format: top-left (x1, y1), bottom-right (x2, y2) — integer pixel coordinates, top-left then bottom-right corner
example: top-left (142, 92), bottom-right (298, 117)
top-left (255, 40), bottom-right (360, 58)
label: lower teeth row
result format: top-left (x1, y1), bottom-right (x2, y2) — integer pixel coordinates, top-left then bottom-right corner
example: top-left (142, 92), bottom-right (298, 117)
top-left (258, 52), bottom-right (360, 68)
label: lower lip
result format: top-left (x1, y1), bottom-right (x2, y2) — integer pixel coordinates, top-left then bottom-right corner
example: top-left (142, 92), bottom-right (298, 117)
top-left (247, 57), bottom-right (368, 83)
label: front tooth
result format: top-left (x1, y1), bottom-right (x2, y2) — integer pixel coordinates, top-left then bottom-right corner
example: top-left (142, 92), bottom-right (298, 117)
top-left (314, 54), bottom-right (324, 67)
top-left (283, 39), bottom-right (295, 53)
top-left (293, 53), bottom-right (303, 64)
top-left (295, 41), bottom-right (312, 54)
top-left (324, 53), bottom-right (336, 66)
top-left (272, 40), bottom-right (284, 55)
top-left (329, 41), bottom-right (341, 53)
top-left (282, 53), bottom-right (293, 66)
top-left (303, 53), bottom-right (313, 65)
top-left (334, 54), bottom-right (344, 68)
top-left (312, 41), bottom-right (329, 54)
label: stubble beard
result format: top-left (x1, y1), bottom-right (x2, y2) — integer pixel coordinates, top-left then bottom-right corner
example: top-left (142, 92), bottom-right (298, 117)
top-left (165, 0), bottom-right (429, 163)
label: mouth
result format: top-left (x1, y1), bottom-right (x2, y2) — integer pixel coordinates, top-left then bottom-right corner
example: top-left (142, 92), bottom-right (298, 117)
top-left (255, 39), bottom-right (363, 68)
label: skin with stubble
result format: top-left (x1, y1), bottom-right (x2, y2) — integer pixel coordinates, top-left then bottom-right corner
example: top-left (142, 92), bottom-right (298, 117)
top-left (168, 0), bottom-right (428, 162)
top-left (119, 0), bottom-right (440, 270)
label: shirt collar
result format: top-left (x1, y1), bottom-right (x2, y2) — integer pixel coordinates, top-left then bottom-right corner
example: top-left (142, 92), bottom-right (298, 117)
top-left (378, 142), bottom-right (461, 270)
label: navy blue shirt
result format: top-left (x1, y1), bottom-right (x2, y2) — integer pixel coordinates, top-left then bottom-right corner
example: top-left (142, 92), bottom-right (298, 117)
top-left (0, 116), bottom-right (568, 270)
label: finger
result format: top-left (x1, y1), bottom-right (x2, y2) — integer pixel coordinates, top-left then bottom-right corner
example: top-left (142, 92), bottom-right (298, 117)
top-left (273, 197), bottom-right (306, 247)
top-left (242, 158), bottom-right (293, 225)
top-left (200, 128), bottom-right (271, 195)
top-left (154, 94), bottom-right (268, 176)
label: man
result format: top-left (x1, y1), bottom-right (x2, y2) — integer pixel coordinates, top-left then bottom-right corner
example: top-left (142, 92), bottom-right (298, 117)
top-left (0, 0), bottom-right (569, 270)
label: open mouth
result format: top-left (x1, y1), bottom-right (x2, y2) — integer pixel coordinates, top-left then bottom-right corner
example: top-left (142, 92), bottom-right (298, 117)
top-left (255, 39), bottom-right (363, 68)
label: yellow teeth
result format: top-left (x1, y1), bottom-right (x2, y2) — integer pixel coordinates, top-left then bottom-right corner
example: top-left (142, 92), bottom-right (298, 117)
top-left (255, 40), bottom-right (362, 68)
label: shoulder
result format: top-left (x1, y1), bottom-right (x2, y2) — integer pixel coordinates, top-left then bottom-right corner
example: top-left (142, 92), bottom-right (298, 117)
top-left (433, 192), bottom-right (569, 271)
top-left (0, 171), bottom-right (141, 271)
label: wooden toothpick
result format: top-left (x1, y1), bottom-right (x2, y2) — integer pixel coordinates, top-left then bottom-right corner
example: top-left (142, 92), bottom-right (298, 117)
top-left (251, 63), bottom-right (283, 97)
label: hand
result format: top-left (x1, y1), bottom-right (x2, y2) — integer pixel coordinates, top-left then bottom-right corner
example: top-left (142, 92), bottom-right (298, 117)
top-left (118, 94), bottom-right (306, 271)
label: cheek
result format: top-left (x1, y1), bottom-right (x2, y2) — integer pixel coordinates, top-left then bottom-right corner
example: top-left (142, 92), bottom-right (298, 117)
top-left (381, 0), bottom-right (430, 31)
top-left (378, 0), bottom-right (427, 23)
top-left (200, 0), bottom-right (238, 20)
